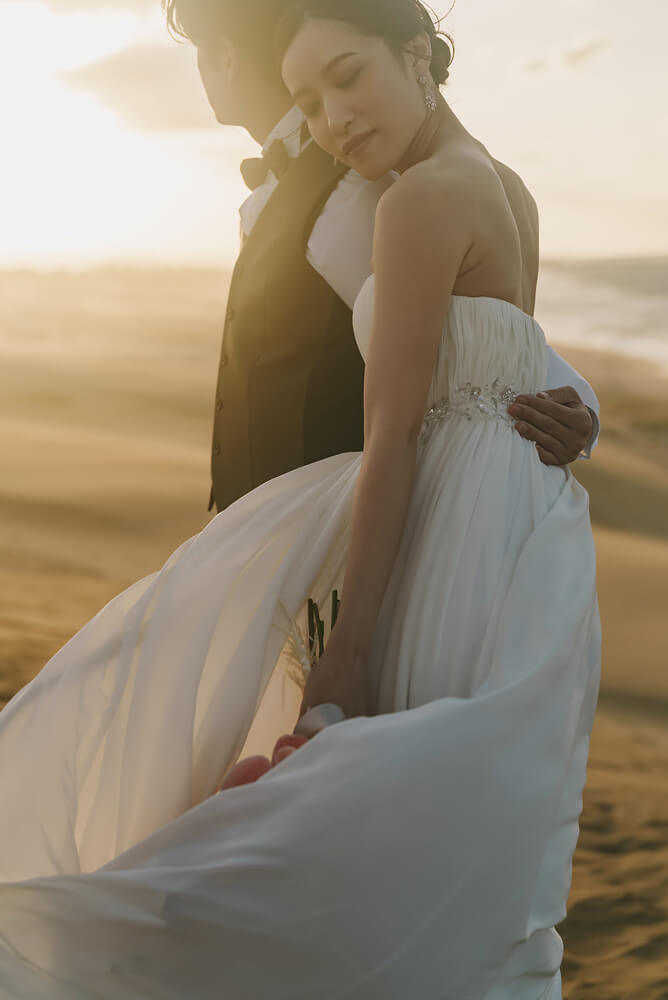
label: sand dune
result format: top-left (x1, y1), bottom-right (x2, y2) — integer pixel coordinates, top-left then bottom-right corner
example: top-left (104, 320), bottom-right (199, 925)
top-left (562, 710), bottom-right (668, 999)
top-left (1, 269), bottom-right (667, 997)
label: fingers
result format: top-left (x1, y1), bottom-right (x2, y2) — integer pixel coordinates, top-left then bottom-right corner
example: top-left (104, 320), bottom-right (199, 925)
top-left (273, 746), bottom-right (299, 765)
top-left (514, 420), bottom-right (569, 465)
top-left (535, 444), bottom-right (561, 467)
top-left (216, 755), bottom-right (272, 793)
top-left (216, 737), bottom-right (309, 795)
top-left (537, 385), bottom-right (583, 407)
top-left (510, 399), bottom-right (575, 455)
top-left (272, 734), bottom-right (308, 766)
top-left (508, 395), bottom-right (578, 432)
top-left (508, 390), bottom-right (593, 466)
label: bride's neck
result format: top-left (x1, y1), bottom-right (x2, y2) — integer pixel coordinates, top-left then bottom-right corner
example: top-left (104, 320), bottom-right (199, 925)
top-left (394, 95), bottom-right (459, 174)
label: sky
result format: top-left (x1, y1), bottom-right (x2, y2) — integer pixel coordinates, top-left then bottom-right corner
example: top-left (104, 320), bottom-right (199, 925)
top-left (1, 0), bottom-right (666, 268)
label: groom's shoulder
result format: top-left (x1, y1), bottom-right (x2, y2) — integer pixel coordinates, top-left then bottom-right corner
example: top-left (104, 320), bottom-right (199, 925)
top-left (490, 156), bottom-right (532, 199)
top-left (491, 158), bottom-right (538, 229)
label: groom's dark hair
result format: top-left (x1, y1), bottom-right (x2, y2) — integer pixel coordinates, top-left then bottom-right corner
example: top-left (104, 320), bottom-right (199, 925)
top-left (162, 0), bottom-right (286, 86)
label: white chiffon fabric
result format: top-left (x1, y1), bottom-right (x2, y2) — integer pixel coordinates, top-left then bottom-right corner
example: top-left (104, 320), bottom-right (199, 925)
top-left (0, 283), bottom-right (601, 999)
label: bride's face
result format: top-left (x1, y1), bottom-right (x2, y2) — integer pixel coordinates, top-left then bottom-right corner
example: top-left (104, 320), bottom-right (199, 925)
top-left (281, 18), bottom-right (430, 180)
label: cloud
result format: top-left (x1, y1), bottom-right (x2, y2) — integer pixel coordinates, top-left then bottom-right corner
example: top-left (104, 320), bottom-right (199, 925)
top-left (524, 58), bottom-right (549, 75)
top-left (522, 37), bottom-right (611, 76)
top-left (58, 43), bottom-right (217, 131)
top-left (562, 38), bottom-right (610, 70)
top-left (40, 0), bottom-right (155, 9)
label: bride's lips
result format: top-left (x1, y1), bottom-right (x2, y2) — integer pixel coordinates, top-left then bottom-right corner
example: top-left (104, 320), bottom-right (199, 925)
top-left (341, 130), bottom-right (375, 158)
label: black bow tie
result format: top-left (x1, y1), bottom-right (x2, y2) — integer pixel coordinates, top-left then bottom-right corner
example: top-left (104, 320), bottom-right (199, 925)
top-left (240, 139), bottom-right (292, 191)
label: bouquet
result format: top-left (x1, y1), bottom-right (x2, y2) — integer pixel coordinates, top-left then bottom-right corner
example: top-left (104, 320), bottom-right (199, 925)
top-left (216, 591), bottom-right (344, 793)
top-left (281, 590), bottom-right (341, 690)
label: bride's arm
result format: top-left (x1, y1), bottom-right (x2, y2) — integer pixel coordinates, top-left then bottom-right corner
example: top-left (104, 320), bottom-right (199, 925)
top-left (301, 173), bottom-right (473, 711)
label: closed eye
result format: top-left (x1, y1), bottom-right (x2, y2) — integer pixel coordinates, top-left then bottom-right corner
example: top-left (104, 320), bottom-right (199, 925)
top-left (338, 67), bottom-right (362, 89)
top-left (301, 67), bottom-right (363, 118)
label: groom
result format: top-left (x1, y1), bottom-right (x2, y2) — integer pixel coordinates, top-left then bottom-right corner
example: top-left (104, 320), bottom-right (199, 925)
top-left (162, 0), bottom-right (599, 515)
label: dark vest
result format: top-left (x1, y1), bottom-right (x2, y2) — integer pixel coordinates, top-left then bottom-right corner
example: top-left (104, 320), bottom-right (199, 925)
top-left (210, 142), bottom-right (365, 512)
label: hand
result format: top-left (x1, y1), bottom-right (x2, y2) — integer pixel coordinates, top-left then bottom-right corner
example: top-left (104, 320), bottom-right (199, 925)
top-left (214, 734), bottom-right (309, 793)
top-left (297, 645), bottom-right (373, 724)
top-left (508, 386), bottom-right (594, 467)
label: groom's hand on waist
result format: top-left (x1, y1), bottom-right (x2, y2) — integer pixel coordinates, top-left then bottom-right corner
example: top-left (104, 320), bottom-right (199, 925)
top-left (508, 386), bottom-right (594, 467)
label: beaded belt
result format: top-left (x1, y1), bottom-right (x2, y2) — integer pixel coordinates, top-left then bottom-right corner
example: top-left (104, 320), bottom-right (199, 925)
top-left (419, 378), bottom-right (518, 446)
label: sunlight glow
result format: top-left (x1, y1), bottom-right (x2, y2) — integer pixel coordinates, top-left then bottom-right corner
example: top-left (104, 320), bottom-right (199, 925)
top-left (1, 0), bottom-right (666, 266)
top-left (0, 2), bottom-right (251, 267)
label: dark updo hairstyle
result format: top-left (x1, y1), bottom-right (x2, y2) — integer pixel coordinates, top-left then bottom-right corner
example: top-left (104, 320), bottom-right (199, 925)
top-left (275, 0), bottom-right (454, 88)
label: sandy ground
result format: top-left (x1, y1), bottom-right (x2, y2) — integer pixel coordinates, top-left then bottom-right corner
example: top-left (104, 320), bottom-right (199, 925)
top-left (1, 269), bottom-right (667, 997)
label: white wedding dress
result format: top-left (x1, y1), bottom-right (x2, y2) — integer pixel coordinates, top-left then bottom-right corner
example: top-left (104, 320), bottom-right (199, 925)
top-left (0, 278), bottom-right (600, 1000)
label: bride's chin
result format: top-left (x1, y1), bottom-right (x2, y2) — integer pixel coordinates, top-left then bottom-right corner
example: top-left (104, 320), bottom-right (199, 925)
top-left (348, 158), bottom-right (394, 182)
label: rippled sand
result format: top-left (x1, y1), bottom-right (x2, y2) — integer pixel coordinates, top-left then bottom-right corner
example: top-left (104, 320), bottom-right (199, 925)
top-left (561, 709), bottom-right (668, 999)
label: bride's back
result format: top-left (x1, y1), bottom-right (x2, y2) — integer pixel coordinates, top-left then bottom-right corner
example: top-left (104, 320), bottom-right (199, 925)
top-left (491, 157), bottom-right (540, 315)
top-left (440, 138), bottom-right (540, 316)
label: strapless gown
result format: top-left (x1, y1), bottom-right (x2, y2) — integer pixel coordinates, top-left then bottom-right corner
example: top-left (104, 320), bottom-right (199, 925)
top-left (0, 278), bottom-right (601, 999)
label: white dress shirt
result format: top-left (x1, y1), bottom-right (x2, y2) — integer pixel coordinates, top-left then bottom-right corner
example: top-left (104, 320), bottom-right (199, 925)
top-left (239, 109), bottom-right (600, 456)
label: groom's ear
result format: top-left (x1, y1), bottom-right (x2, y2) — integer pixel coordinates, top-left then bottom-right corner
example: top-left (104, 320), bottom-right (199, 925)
top-left (206, 33), bottom-right (239, 83)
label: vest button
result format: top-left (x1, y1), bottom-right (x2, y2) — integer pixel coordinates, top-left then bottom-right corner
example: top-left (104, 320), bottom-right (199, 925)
top-left (213, 443), bottom-right (221, 456)
top-left (226, 307), bottom-right (235, 322)
top-left (220, 351), bottom-right (229, 367)
top-left (215, 397), bottom-right (224, 412)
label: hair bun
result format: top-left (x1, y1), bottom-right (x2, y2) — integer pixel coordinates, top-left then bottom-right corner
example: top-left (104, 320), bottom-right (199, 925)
top-left (430, 34), bottom-right (453, 85)
top-left (415, 2), bottom-right (454, 85)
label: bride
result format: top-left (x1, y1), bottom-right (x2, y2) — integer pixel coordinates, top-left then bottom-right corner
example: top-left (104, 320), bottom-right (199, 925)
top-left (0, 1), bottom-right (601, 997)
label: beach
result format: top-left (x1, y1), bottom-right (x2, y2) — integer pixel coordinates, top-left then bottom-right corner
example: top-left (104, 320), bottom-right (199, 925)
top-left (1, 265), bottom-right (667, 997)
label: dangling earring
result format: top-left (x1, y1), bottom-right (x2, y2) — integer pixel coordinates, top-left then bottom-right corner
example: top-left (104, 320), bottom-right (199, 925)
top-left (418, 74), bottom-right (438, 112)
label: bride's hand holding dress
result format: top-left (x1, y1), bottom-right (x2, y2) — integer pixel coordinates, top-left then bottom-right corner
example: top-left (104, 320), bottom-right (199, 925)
top-left (296, 640), bottom-right (373, 721)
top-left (215, 734), bottom-right (309, 792)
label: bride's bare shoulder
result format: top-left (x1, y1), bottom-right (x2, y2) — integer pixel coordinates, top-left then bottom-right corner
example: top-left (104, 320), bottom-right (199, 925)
top-left (380, 142), bottom-right (520, 218)
top-left (375, 150), bottom-right (482, 228)
top-left (372, 166), bottom-right (474, 270)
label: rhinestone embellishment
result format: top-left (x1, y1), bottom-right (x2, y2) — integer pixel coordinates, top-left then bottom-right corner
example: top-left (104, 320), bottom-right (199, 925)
top-left (418, 377), bottom-right (518, 446)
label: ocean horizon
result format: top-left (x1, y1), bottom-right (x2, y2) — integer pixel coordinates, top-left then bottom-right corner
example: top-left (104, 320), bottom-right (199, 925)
top-left (1, 255), bottom-right (666, 372)
top-left (536, 256), bottom-right (668, 373)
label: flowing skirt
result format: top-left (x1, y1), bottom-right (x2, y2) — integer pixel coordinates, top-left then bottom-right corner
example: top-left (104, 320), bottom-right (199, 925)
top-left (0, 414), bottom-right (601, 998)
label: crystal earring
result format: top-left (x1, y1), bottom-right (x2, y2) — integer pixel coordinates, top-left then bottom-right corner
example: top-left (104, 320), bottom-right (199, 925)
top-left (418, 74), bottom-right (438, 112)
